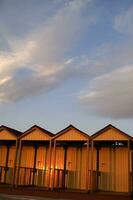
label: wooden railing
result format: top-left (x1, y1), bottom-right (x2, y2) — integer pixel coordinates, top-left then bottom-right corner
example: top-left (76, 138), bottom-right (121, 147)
top-left (0, 166), bottom-right (13, 184)
top-left (18, 167), bottom-right (49, 187)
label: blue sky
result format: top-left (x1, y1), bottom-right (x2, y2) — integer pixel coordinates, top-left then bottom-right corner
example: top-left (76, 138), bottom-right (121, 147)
top-left (0, 0), bottom-right (133, 135)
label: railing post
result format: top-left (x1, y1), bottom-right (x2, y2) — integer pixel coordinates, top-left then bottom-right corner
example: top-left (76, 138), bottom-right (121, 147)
top-left (48, 140), bottom-right (52, 189)
top-left (90, 140), bottom-right (94, 193)
top-left (32, 144), bottom-right (38, 186)
top-left (4, 144), bottom-right (10, 183)
top-left (128, 140), bottom-right (131, 194)
top-left (86, 140), bottom-right (89, 192)
top-left (12, 140), bottom-right (18, 187)
top-left (15, 140), bottom-right (22, 188)
top-left (51, 140), bottom-right (56, 190)
top-left (96, 146), bottom-right (99, 190)
top-left (62, 146), bottom-right (67, 188)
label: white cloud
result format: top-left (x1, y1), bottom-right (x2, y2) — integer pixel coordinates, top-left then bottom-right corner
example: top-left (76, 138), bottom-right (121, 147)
top-left (114, 6), bottom-right (133, 35)
top-left (80, 65), bottom-right (133, 118)
top-left (0, 0), bottom-right (95, 102)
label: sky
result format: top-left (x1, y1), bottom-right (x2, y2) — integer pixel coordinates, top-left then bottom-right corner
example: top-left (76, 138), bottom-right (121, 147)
top-left (0, 0), bottom-right (133, 135)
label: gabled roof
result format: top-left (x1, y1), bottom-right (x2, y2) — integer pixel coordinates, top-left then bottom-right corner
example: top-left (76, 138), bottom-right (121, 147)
top-left (0, 125), bottom-right (22, 137)
top-left (53, 124), bottom-right (89, 140)
top-left (20, 125), bottom-right (54, 139)
top-left (91, 124), bottom-right (132, 140)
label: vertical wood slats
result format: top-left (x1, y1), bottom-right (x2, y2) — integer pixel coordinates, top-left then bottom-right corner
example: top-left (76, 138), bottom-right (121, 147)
top-left (0, 125), bottom-right (132, 193)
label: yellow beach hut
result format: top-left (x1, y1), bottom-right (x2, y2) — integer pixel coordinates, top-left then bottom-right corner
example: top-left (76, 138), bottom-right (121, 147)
top-left (90, 124), bottom-right (132, 193)
top-left (15, 125), bottom-right (54, 188)
top-left (51, 124), bottom-right (90, 191)
top-left (0, 125), bottom-right (21, 185)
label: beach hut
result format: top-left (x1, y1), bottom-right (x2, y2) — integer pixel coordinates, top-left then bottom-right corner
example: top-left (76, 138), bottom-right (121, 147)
top-left (90, 124), bottom-right (132, 193)
top-left (51, 125), bottom-right (90, 191)
top-left (0, 125), bottom-right (21, 185)
top-left (15, 125), bottom-right (54, 188)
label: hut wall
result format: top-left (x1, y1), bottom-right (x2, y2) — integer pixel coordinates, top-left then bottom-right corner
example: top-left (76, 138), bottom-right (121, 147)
top-left (0, 146), bottom-right (6, 166)
top-left (0, 130), bottom-right (16, 140)
top-left (36, 146), bottom-right (50, 187)
top-left (96, 147), bottom-right (129, 192)
top-left (21, 129), bottom-right (50, 141)
top-left (66, 146), bottom-right (88, 189)
top-left (98, 147), bottom-right (112, 191)
top-left (20, 146), bottom-right (34, 168)
top-left (115, 147), bottom-right (129, 192)
top-left (8, 146), bottom-right (16, 167)
top-left (93, 129), bottom-right (128, 141)
top-left (80, 146), bottom-right (87, 190)
top-left (56, 129), bottom-right (87, 141)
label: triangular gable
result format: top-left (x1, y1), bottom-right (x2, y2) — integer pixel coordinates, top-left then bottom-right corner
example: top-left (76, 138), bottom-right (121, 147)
top-left (54, 125), bottom-right (89, 141)
top-left (0, 128), bottom-right (17, 140)
top-left (21, 126), bottom-right (53, 141)
top-left (92, 125), bottom-right (131, 141)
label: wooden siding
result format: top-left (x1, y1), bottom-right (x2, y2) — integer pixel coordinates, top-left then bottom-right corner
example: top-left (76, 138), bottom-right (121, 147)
top-left (21, 128), bottom-right (51, 141)
top-left (98, 148), bottom-right (112, 191)
top-left (0, 129), bottom-right (16, 140)
top-left (80, 147), bottom-right (88, 190)
top-left (0, 146), bottom-right (7, 166)
top-left (20, 146), bottom-right (34, 168)
top-left (55, 147), bottom-right (64, 169)
top-left (36, 146), bottom-right (49, 169)
top-left (92, 147), bottom-right (129, 192)
top-left (115, 148), bottom-right (129, 192)
top-left (8, 146), bottom-right (16, 167)
top-left (93, 128), bottom-right (128, 141)
top-left (55, 129), bottom-right (88, 141)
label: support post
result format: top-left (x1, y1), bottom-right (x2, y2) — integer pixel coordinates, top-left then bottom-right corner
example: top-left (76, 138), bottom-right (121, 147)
top-left (51, 140), bottom-right (56, 190)
top-left (4, 144), bottom-right (10, 183)
top-left (63, 146), bottom-right (67, 188)
top-left (128, 140), bottom-right (131, 194)
top-left (48, 140), bottom-right (52, 189)
top-left (15, 140), bottom-right (22, 187)
top-left (86, 140), bottom-right (89, 192)
top-left (90, 140), bottom-right (94, 193)
top-left (32, 144), bottom-right (38, 185)
top-left (131, 149), bottom-right (133, 198)
top-left (96, 146), bottom-right (99, 190)
top-left (12, 140), bottom-right (18, 187)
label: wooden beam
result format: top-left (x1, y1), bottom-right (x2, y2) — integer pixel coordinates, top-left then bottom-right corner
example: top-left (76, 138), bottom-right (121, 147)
top-left (4, 144), bottom-right (10, 183)
top-left (32, 145), bottom-right (38, 185)
top-left (86, 140), bottom-right (89, 192)
top-left (96, 147), bottom-right (99, 190)
top-left (12, 140), bottom-right (18, 187)
top-left (62, 146), bottom-right (67, 188)
top-left (90, 140), bottom-right (94, 193)
top-left (15, 140), bottom-right (22, 188)
top-left (48, 140), bottom-right (52, 189)
top-left (51, 140), bottom-right (56, 190)
top-left (128, 140), bottom-right (131, 193)
top-left (131, 149), bottom-right (133, 197)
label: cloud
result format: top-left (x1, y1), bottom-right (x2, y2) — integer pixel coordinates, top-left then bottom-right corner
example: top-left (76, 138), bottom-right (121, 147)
top-left (0, 0), bottom-right (95, 103)
top-left (78, 5), bottom-right (133, 119)
top-left (80, 65), bottom-right (133, 119)
top-left (114, 6), bottom-right (133, 35)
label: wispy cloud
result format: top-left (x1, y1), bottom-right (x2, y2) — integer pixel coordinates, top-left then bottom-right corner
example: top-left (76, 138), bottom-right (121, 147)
top-left (114, 6), bottom-right (133, 35)
top-left (80, 65), bottom-right (133, 118)
top-left (0, 0), bottom-right (95, 102)
top-left (79, 5), bottom-right (133, 119)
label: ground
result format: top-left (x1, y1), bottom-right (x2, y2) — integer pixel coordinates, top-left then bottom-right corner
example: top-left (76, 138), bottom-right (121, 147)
top-left (0, 187), bottom-right (131, 200)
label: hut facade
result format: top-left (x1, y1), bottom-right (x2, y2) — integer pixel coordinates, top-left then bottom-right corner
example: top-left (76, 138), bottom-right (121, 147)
top-left (90, 124), bottom-right (132, 193)
top-left (0, 124), bottom-right (132, 194)
top-left (15, 125), bottom-right (54, 188)
top-left (0, 125), bottom-right (21, 185)
top-left (50, 125), bottom-right (90, 191)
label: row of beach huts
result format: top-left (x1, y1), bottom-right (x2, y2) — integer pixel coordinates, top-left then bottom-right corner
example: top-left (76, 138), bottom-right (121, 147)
top-left (0, 124), bottom-right (133, 193)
